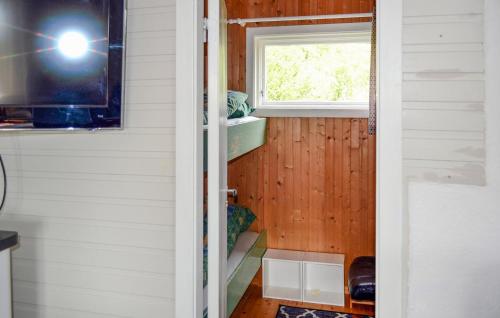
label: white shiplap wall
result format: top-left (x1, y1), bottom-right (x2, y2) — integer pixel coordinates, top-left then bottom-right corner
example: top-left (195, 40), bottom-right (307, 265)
top-left (0, 1), bottom-right (176, 317)
top-left (402, 0), bottom-right (486, 185)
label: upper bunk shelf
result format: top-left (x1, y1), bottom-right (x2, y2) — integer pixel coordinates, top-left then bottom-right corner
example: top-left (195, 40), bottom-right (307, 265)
top-left (204, 116), bottom-right (267, 171)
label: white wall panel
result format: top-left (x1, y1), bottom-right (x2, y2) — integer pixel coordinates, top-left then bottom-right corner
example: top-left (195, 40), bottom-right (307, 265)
top-left (126, 80), bottom-right (176, 105)
top-left (127, 6), bottom-right (176, 32)
top-left (13, 281), bottom-right (173, 318)
top-left (404, 0), bottom-right (483, 16)
top-left (15, 238), bottom-right (174, 274)
top-left (408, 2), bottom-right (500, 317)
top-left (403, 109), bottom-right (484, 132)
top-left (12, 258), bottom-right (174, 298)
top-left (403, 51), bottom-right (484, 73)
top-left (403, 21), bottom-right (483, 45)
top-left (404, 160), bottom-right (485, 185)
top-left (0, 0), bottom-right (177, 317)
top-left (127, 31), bottom-right (176, 57)
top-left (126, 55), bottom-right (176, 80)
top-left (403, 80), bottom-right (484, 102)
top-left (403, 0), bottom-right (486, 185)
top-left (403, 138), bottom-right (484, 162)
top-left (403, 101), bottom-right (483, 111)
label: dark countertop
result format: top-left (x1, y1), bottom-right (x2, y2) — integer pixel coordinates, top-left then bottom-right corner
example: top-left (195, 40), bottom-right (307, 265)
top-left (0, 231), bottom-right (18, 252)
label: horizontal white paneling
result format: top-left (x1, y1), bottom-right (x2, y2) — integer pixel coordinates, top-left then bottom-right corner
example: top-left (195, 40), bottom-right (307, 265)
top-left (6, 174), bottom-right (174, 201)
top-left (128, 7), bottom-right (176, 33)
top-left (1, 152), bottom-right (175, 176)
top-left (1, 215), bottom-right (173, 250)
top-left (12, 258), bottom-right (174, 298)
top-left (402, 2), bottom-right (485, 185)
top-left (403, 138), bottom-right (484, 162)
top-left (403, 110), bottom-right (484, 132)
top-left (5, 195), bottom-right (174, 226)
top-left (403, 14), bottom-right (483, 25)
top-left (3, 194), bottom-right (171, 228)
top-left (403, 72), bottom-right (483, 82)
top-left (13, 281), bottom-right (173, 318)
top-left (0, 131), bottom-right (175, 152)
top-left (126, 80), bottom-right (176, 104)
top-left (127, 31), bottom-right (176, 57)
top-left (403, 43), bottom-right (483, 54)
top-left (403, 101), bottom-right (483, 111)
top-left (14, 303), bottom-right (114, 318)
top-left (403, 51), bottom-right (484, 73)
top-left (403, 21), bottom-right (483, 45)
top-left (404, 160), bottom-right (485, 186)
top-left (127, 109), bottom-right (176, 128)
top-left (14, 237), bottom-right (174, 274)
top-left (0, 1), bottom-right (177, 317)
top-left (403, 130), bottom-right (484, 141)
top-left (403, 80), bottom-right (484, 102)
top-left (128, 0), bottom-right (175, 9)
top-left (404, 0), bottom-right (484, 17)
top-left (126, 55), bottom-right (176, 80)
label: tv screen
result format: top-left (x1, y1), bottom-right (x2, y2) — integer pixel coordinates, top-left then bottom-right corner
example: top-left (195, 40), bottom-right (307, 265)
top-left (0, 0), bottom-right (125, 129)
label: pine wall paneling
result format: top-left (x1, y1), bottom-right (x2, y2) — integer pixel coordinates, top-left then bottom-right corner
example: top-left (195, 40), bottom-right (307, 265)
top-left (224, 0), bottom-right (376, 284)
top-left (0, 1), bottom-right (176, 317)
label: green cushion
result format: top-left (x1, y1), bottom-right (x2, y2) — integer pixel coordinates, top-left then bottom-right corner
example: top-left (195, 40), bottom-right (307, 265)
top-left (203, 205), bottom-right (256, 287)
top-left (228, 91), bottom-right (254, 119)
top-left (203, 91), bottom-right (255, 125)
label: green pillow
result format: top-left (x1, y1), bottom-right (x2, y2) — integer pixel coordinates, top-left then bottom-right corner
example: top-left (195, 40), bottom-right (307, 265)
top-left (202, 205), bottom-right (256, 287)
top-left (227, 91), bottom-right (255, 119)
top-left (230, 204), bottom-right (256, 233)
top-left (227, 205), bottom-right (255, 254)
top-left (203, 91), bottom-right (255, 123)
top-left (203, 204), bottom-right (256, 256)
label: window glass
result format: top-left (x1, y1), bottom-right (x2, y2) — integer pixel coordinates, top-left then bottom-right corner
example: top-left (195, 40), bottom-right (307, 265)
top-left (264, 42), bottom-right (370, 104)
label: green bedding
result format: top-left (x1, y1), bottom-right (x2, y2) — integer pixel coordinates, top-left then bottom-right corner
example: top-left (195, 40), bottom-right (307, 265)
top-left (203, 90), bottom-right (255, 125)
top-left (203, 204), bottom-right (256, 287)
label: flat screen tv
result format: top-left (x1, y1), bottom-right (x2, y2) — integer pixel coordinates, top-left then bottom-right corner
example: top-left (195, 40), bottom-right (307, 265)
top-left (0, 0), bottom-right (126, 130)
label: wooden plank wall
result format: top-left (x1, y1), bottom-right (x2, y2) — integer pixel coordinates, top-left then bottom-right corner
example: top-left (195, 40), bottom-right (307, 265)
top-left (402, 0), bottom-right (486, 185)
top-left (225, 0), bottom-right (376, 278)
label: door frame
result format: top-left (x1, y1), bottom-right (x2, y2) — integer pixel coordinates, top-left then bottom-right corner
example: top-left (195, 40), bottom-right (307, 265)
top-left (206, 0), bottom-right (229, 317)
top-left (176, 1), bottom-right (204, 318)
top-left (175, 0), bottom-right (405, 317)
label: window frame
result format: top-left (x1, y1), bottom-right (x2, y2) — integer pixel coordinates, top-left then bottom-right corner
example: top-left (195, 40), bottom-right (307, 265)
top-left (247, 23), bottom-right (372, 118)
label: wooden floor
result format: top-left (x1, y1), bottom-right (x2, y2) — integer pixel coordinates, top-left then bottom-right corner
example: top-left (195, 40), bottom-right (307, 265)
top-left (231, 270), bottom-right (375, 318)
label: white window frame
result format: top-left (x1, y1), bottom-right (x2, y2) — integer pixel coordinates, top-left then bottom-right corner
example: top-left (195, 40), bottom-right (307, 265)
top-left (247, 23), bottom-right (372, 118)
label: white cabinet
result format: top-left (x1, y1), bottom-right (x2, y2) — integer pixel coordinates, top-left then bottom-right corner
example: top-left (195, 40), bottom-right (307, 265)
top-left (303, 252), bottom-right (345, 306)
top-left (262, 249), bottom-right (303, 301)
top-left (262, 249), bottom-right (345, 306)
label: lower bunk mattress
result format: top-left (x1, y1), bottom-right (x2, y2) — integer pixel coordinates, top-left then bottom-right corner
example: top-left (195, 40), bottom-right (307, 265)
top-left (203, 230), bottom-right (267, 317)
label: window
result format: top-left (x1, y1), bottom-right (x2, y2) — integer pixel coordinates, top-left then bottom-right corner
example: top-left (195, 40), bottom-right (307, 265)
top-left (248, 24), bottom-right (371, 117)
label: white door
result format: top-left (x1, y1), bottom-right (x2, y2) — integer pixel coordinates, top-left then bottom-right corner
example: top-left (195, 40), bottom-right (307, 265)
top-left (207, 0), bottom-right (228, 317)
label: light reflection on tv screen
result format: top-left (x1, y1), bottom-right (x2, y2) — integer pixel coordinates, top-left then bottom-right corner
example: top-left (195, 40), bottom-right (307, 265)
top-left (0, 0), bottom-right (125, 129)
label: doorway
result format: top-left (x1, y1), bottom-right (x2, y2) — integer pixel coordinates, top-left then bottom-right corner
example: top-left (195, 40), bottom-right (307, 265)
top-left (175, 0), bottom-right (404, 317)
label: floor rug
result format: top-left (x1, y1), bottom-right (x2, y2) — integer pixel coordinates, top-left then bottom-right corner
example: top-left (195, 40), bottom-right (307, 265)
top-left (275, 305), bottom-right (374, 318)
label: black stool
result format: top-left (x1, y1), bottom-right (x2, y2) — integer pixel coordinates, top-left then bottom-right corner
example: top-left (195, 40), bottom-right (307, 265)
top-left (347, 256), bottom-right (375, 308)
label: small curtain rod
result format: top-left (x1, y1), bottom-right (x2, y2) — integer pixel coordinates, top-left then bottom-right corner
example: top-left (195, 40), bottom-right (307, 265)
top-left (227, 13), bottom-right (372, 26)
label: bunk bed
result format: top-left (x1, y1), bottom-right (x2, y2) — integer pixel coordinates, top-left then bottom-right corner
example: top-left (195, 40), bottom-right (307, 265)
top-left (203, 230), bottom-right (267, 317)
top-left (202, 90), bottom-right (267, 316)
top-left (202, 204), bottom-right (267, 317)
top-left (203, 116), bottom-right (267, 171)
top-left (202, 90), bottom-right (267, 171)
